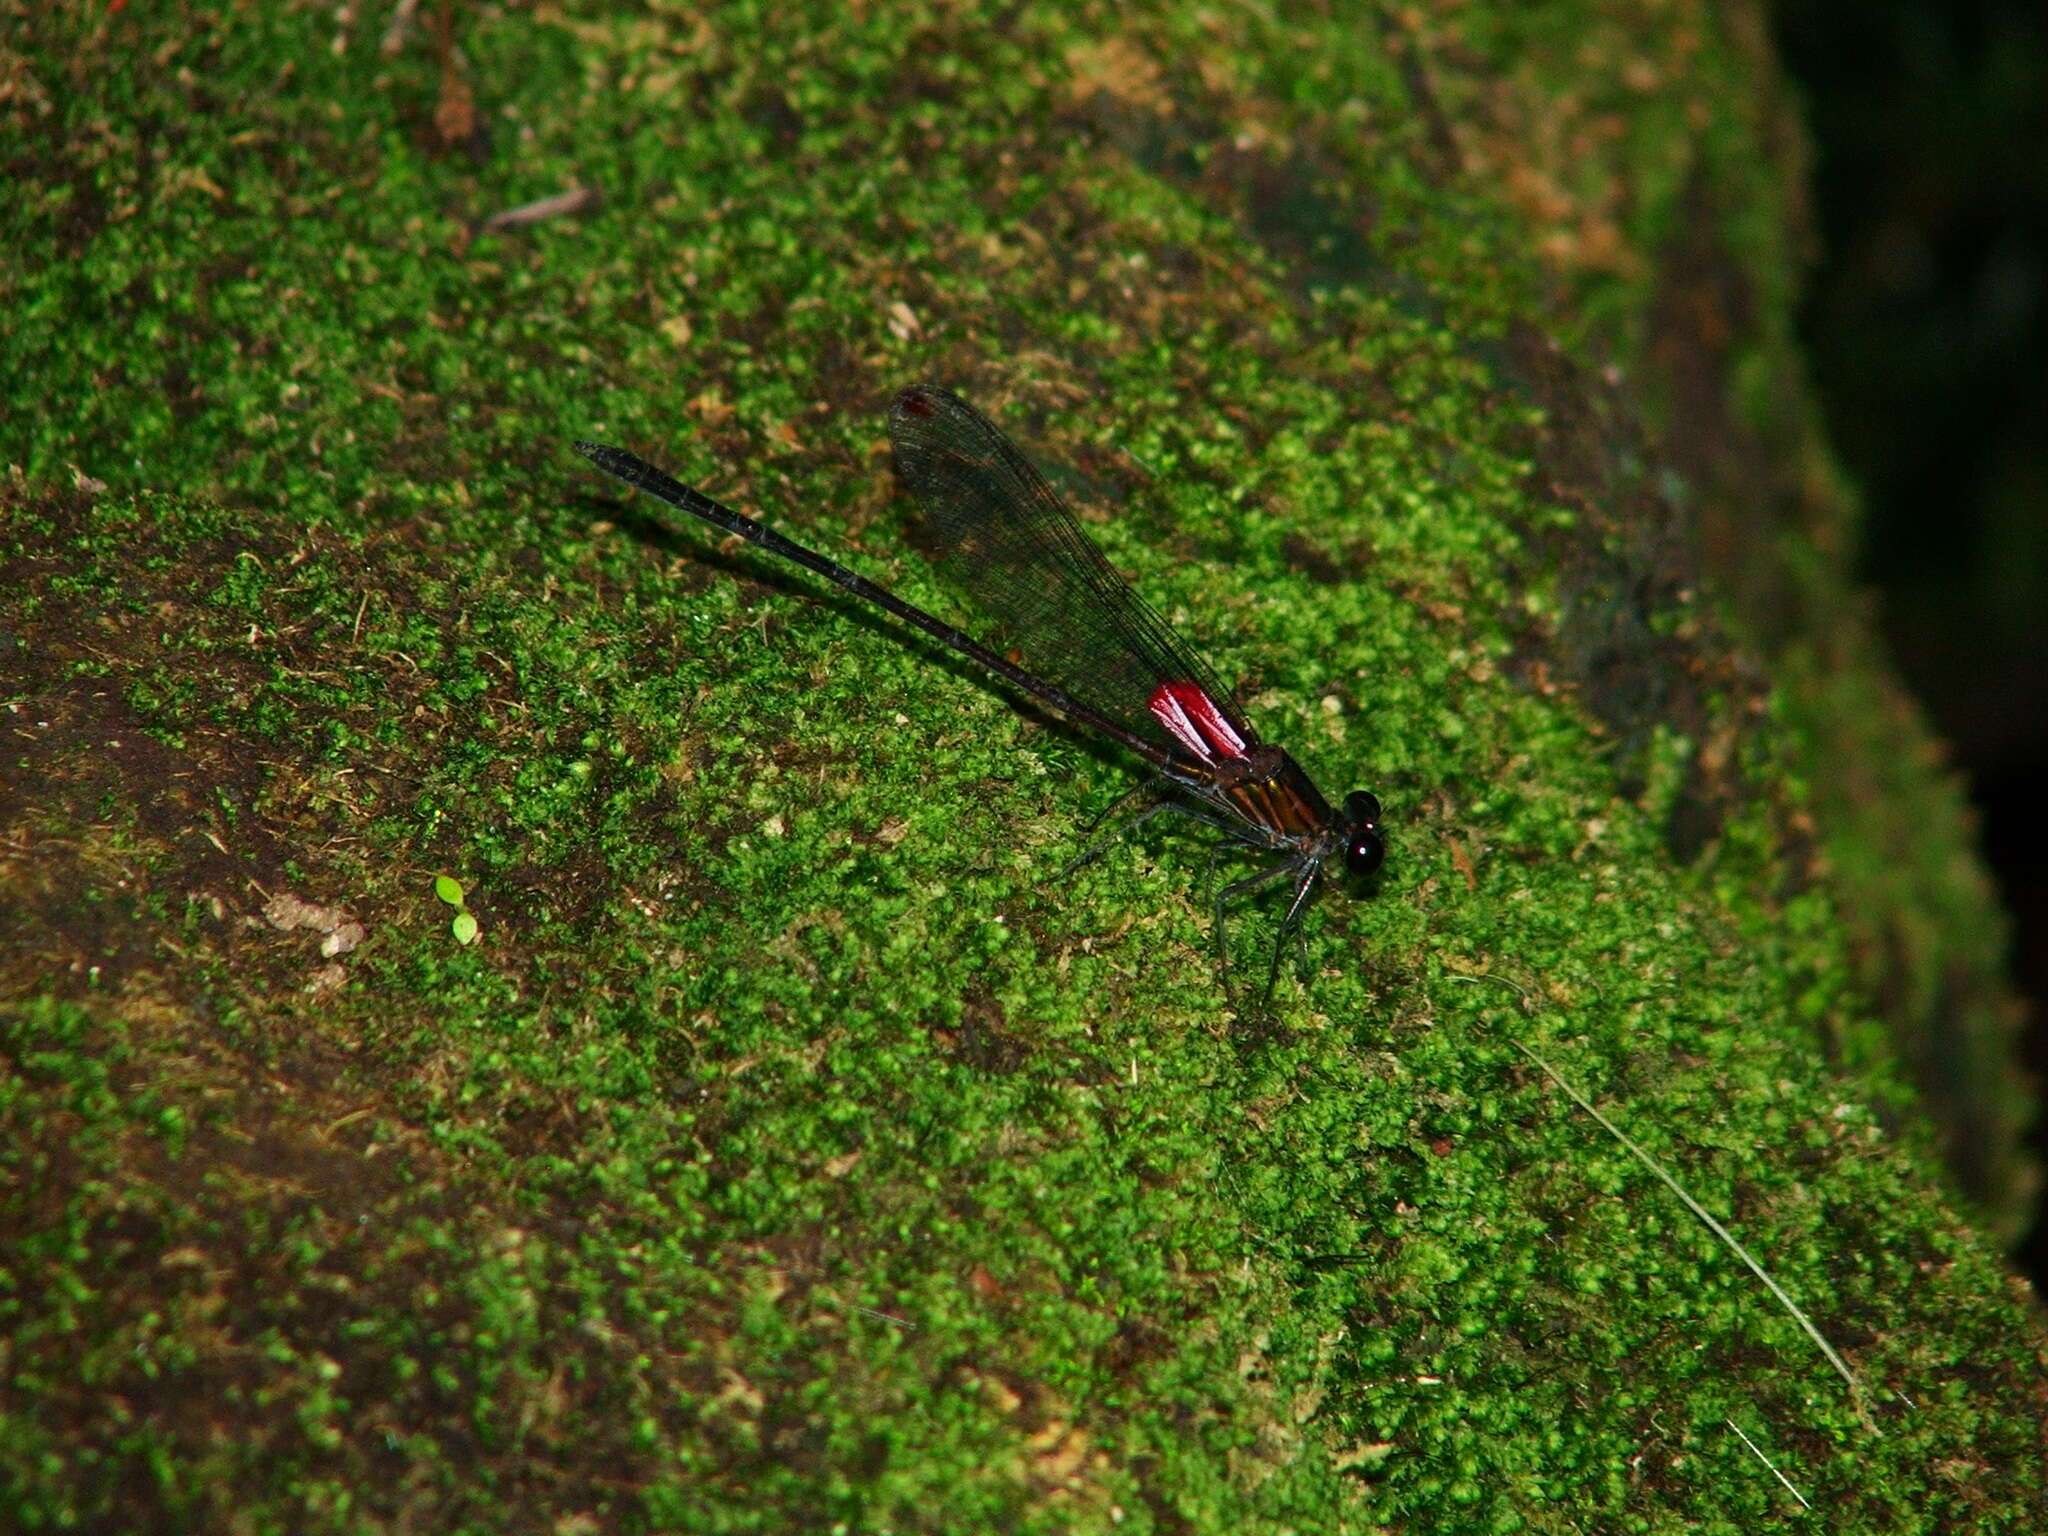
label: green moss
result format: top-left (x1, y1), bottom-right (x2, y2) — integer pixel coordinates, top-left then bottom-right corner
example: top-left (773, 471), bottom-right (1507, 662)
top-left (2, 3), bottom-right (2040, 1533)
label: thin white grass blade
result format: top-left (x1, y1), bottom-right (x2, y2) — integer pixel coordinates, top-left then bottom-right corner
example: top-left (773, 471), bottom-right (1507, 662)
top-left (1727, 1418), bottom-right (1813, 1509)
top-left (1513, 1038), bottom-right (1879, 1435)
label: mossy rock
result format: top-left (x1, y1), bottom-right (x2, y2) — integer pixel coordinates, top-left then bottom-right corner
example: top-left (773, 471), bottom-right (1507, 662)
top-left (2, 4), bottom-right (2040, 1532)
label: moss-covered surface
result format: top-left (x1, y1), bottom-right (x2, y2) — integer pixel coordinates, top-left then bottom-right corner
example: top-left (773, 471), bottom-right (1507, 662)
top-left (2, 3), bottom-right (2042, 1531)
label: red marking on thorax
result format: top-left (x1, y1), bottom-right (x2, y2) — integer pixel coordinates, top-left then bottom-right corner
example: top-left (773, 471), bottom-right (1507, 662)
top-left (1149, 681), bottom-right (1248, 763)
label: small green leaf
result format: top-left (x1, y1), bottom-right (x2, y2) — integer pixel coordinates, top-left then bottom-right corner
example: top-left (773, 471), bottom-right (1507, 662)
top-left (451, 911), bottom-right (480, 946)
top-left (434, 875), bottom-right (466, 908)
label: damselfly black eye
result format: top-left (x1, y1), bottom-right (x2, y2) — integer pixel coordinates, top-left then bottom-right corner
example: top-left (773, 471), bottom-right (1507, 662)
top-left (1345, 826), bottom-right (1385, 878)
top-left (1343, 790), bottom-right (1382, 825)
top-left (1340, 790), bottom-right (1384, 878)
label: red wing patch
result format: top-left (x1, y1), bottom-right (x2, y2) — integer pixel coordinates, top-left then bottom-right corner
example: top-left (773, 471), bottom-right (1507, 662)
top-left (1149, 681), bottom-right (1249, 763)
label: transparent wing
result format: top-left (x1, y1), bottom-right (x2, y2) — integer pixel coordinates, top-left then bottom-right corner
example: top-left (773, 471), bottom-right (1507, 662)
top-left (888, 385), bottom-right (1252, 760)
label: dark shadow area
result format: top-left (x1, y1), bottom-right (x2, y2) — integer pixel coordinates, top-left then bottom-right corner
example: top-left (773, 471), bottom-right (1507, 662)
top-left (1773, 2), bottom-right (2048, 1278)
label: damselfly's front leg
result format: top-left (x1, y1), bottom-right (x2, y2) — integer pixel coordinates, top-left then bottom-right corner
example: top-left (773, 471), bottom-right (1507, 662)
top-left (1057, 780), bottom-right (1248, 882)
top-left (1212, 857), bottom-right (1303, 1013)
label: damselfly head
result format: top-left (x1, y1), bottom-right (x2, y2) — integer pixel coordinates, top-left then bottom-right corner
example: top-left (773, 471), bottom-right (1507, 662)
top-left (1339, 790), bottom-right (1386, 879)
